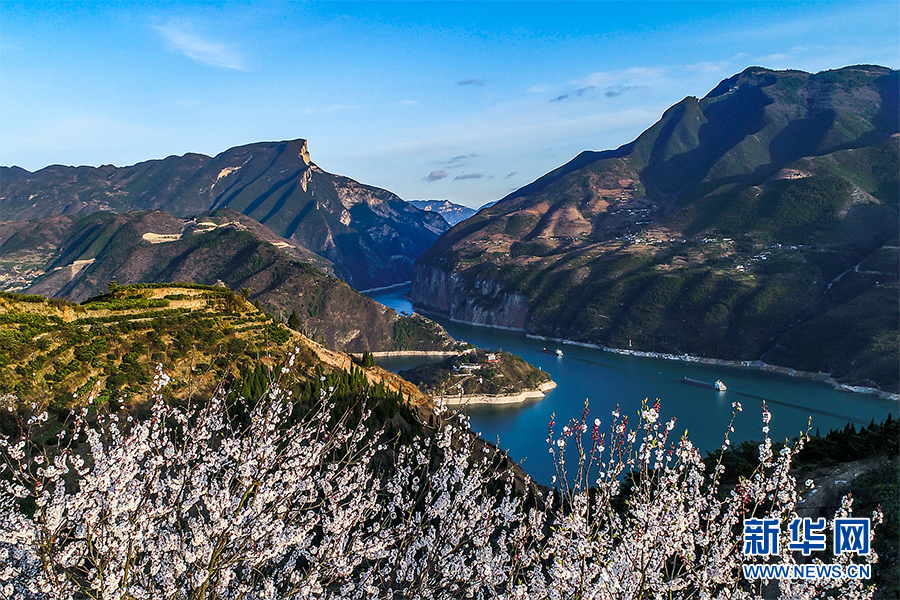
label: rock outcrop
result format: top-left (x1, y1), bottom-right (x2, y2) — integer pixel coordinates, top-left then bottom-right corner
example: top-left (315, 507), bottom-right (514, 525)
top-left (411, 264), bottom-right (528, 330)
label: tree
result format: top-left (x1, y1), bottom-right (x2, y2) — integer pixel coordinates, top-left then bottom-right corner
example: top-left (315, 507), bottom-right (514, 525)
top-left (288, 309), bottom-right (302, 331)
top-left (0, 366), bottom-right (881, 599)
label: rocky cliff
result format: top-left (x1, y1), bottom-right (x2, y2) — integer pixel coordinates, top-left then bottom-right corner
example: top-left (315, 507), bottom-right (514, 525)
top-left (411, 263), bottom-right (528, 330)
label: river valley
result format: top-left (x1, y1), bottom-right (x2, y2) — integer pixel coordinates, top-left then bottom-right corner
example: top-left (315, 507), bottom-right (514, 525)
top-left (368, 284), bottom-right (898, 485)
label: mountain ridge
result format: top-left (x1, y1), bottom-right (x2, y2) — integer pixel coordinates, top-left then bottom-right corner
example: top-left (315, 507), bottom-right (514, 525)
top-left (411, 65), bottom-right (899, 392)
top-left (1, 139), bottom-right (449, 290)
top-left (407, 200), bottom-right (476, 226)
top-left (0, 209), bottom-right (457, 354)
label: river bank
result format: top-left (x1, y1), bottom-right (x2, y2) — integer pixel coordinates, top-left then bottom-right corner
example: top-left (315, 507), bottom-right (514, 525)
top-left (438, 380), bottom-right (557, 406)
top-left (356, 281), bottom-right (414, 295)
top-left (352, 348), bottom-right (473, 359)
top-left (415, 305), bottom-right (898, 401)
top-left (526, 334), bottom-right (900, 402)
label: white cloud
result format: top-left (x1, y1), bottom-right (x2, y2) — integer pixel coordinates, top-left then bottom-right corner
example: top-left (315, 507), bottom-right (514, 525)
top-left (759, 52), bottom-right (796, 63)
top-left (684, 61), bottom-right (733, 74)
top-left (153, 20), bottom-right (246, 70)
top-left (425, 170), bottom-right (448, 182)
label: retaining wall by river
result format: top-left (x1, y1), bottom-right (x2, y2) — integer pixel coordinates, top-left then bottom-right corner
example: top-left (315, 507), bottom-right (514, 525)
top-left (438, 380), bottom-right (557, 406)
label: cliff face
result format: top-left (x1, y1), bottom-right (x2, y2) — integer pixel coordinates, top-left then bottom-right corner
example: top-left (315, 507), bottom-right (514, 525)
top-left (411, 264), bottom-right (528, 330)
top-left (412, 65), bottom-right (900, 392)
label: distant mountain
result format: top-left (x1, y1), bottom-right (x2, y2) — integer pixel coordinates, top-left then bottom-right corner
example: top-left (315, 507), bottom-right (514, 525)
top-left (0, 139), bottom-right (449, 289)
top-left (407, 200), bottom-right (476, 226)
top-left (412, 65), bottom-right (899, 392)
top-left (0, 209), bottom-right (456, 353)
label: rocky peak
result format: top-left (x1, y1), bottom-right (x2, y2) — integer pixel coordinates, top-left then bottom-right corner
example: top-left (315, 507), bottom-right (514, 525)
top-left (293, 139), bottom-right (311, 165)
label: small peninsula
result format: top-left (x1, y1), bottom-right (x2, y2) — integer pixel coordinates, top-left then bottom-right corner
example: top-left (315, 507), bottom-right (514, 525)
top-left (400, 349), bottom-right (555, 406)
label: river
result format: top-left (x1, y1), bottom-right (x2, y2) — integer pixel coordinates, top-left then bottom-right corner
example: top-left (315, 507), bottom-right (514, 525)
top-left (367, 284), bottom-right (898, 485)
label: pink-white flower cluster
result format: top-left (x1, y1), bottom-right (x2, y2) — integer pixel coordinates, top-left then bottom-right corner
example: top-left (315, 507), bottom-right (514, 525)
top-left (0, 372), bottom-right (881, 599)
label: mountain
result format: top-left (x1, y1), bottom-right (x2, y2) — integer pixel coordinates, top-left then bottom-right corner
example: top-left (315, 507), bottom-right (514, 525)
top-left (0, 139), bottom-right (449, 289)
top-left (0, 209), bottom-right (457, 354)
top-left (407, 199), bottom-right (477, 226)
top-left (411, 65), bottom-right (899, 392)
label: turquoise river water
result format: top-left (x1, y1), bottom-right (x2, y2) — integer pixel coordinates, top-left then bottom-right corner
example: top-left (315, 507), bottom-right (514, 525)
top-left (366, 284), bottom-right (897, 485)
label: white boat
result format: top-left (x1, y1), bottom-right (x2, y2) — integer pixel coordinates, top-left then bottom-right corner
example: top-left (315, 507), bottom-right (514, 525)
top-left (682, 377), bottom-right (726, 391)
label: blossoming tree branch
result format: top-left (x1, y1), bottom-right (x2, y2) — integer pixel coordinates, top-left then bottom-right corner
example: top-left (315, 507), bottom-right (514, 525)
top-left (1, 355), bottom-right (882, 599)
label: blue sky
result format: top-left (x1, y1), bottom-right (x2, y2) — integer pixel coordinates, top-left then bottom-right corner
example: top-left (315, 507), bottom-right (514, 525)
top-left (2, 1), bottom-right (898, 208)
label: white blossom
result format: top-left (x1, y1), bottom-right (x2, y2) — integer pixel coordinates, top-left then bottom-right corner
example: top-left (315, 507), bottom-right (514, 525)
top-left (0, 372), bottom-right (880, 600)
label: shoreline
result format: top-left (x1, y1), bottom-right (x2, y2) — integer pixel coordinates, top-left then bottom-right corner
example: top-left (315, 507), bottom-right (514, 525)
top-left (437, 380), bottom-right (557, 406)
top-left (411, 306), bottom-right (527, 332)
top-left (526, 334), bottom-right (900, 402)
top-left (406, 303), bottom-right (898, 402)
top-left (357, 281), bottom-right (413, 294)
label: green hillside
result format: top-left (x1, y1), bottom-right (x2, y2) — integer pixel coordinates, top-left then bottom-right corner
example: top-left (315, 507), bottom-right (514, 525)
top-left (0, 285), bottom-right (422, 412)
top-left (412, 66), bottom-right (899, 392)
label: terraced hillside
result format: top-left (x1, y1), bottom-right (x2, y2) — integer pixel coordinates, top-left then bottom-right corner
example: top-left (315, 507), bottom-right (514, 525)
top-left (0, 285), bottom-right (426, 414)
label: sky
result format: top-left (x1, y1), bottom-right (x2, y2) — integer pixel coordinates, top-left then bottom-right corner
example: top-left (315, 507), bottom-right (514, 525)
top-left (2, 1), bottom-right (898, 208)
